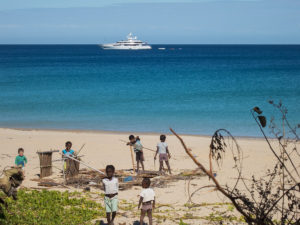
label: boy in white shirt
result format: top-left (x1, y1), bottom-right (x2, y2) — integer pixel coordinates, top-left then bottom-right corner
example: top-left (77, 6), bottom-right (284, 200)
top-left (102, 165), bottom-right (119, 225)
top-left (138, 178), bottom-right (155, 225)
top-left (154, 134), bottom-right (172, 174)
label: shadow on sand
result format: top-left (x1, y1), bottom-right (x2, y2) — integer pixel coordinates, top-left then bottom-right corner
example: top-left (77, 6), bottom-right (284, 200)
top-left (95, 220), bottom-right (148, 225)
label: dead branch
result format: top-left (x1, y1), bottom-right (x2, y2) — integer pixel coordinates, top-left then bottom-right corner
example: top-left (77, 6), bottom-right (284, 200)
top-left (169, 128), bottom-right (255, 223)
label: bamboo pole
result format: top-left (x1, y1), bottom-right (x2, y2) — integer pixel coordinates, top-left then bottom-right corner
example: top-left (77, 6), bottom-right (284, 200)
top-left (129, 145), bottom-right (136, 173)
top-left (62, 154), bottom-right (105, 175)
top-left (62, 158), bottom-right (66, 184)
top-left (119, 139), bottom-right (156, 152)
top-left (76, 143), bottom-right (86, 156)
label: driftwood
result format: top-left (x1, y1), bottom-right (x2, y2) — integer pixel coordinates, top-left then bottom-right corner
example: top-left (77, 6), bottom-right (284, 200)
top-left (33, 161), bottom-right (203, 191)
top-left (30, 187), bottom-right (51, 190)
top-left (170, 123), bottom-right (300, 225)
top-left (169, 128), bottom-right (252, 222)
top-left (136, 170), bottom-right (161, 178)
top-left (38, 181), bottom-right (60, 187)
top-left (37, 178), bottom-right (71, 188)
top-left (66, 177), bottom-right (100, 185)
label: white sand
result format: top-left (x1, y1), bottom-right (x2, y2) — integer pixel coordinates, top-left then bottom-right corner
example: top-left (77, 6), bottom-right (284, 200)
top-left (0, 128), bottom-right (285, 224)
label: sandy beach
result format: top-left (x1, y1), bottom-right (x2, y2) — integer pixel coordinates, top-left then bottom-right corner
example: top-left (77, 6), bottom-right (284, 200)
top-left (0, 127), bottom-right (283, 224)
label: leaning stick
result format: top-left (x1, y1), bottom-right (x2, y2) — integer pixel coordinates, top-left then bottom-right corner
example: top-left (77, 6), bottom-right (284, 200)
top-left (169, 128), bottom-right (251, 221)
top-left (62, 158), bottom-right (66, 184)
top-left (62, 154), bottom-right (105, 175)
top-left (142, 147), bottom-right (156, 153)
top-left (129, 145), bottom-right (136, 173)
top-left (76, 143), bottom-right (86, 156)
top-left (119, 139), bottom-right (156, 152)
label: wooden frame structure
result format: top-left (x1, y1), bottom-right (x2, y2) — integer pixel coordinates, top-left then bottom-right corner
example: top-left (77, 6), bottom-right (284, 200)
top-left (37, 150), bottom-right (59, 178)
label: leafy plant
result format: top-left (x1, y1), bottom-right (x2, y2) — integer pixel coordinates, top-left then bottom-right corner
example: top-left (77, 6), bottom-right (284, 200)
top-left (179, 219), bottom-right (189, 225)
top-left (0, 189), bottom-right (105, 225)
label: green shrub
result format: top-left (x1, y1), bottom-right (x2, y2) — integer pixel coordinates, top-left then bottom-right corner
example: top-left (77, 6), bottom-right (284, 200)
top-left (0, 189), bottom-right (105, 225)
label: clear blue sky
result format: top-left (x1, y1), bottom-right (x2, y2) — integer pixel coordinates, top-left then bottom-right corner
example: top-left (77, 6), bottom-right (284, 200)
top-left (0, 0), bottom-right (299, 44)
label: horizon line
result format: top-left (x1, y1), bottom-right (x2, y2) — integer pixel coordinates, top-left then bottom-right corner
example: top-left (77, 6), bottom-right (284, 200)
top-left (1, 43), bottom-right (300, 45)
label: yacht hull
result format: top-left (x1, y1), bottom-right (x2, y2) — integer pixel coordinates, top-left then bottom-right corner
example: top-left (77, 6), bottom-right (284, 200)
top-left (101, 33), bottom-right (152, 50)
top-left (101, 44), bottom-right (152, 50)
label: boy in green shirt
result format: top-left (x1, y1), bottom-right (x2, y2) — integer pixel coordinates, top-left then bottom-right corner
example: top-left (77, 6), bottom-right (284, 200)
top-left (15, 148), bottom-right (27, 168)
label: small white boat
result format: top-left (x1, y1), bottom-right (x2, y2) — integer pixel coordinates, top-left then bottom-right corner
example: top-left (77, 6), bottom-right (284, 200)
top-left (158, 48), bottom-right (166, 50)
top-left (101, 33), bottom-right (152, 50)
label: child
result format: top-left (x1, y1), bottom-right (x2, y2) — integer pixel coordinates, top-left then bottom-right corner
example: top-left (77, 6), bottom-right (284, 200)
top-left (138, 177), bottom-right (155, 225)
top-left (62, 141), bottom-right (76, 171)
top-left (102, 165), bottom-right (119, 225)
top-left (62, 141), bottom-right (75, 157)
top-left (154, 134), bottom-right (172, 174)
top-left (15, 148), bottom-right (27, 169)
top-left (127, 135), bottom-right (145, 173)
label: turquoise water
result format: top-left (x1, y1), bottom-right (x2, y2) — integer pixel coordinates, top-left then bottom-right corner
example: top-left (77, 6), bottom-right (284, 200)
top-left (0, 45), bottom-right (299, 137)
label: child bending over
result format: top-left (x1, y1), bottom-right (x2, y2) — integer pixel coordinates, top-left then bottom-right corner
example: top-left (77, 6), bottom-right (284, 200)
top-left (127, 135), bottom-right (145, 173)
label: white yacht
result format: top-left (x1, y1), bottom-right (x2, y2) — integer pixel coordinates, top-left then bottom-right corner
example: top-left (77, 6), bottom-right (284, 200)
top-left (101, 33), bottom-right (152, 50)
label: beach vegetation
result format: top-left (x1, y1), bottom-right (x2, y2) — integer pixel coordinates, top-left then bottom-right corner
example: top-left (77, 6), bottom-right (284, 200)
top-left (179, 219), bottom-right (189, 225)
top-left (0, 189), bottom-right (104, 225)
top-left (170, 101), bottom-right (300, 225)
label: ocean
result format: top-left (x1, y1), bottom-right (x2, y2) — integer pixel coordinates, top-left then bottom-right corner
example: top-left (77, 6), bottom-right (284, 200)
top-left (0, 45), bottom-right (299, 137)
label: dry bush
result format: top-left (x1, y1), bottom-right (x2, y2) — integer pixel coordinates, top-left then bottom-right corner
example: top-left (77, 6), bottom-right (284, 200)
top-left (171, 101), bottom-right (300, 225)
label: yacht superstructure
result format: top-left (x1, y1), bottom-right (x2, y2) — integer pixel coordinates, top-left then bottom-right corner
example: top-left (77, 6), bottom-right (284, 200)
top-left (101, 33), bottom-right (152, 50)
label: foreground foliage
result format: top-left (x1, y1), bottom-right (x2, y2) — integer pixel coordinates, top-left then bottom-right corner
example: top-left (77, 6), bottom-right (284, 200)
top-left (0, 189), bottom-right (105, 225)
top-left (171, 101), bottom-right (300, 225)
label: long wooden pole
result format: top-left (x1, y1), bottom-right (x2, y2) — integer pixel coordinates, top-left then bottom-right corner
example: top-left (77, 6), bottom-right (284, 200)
top-left (129, 145), bottom-right (135, 173)
top-left (62, 158), bottom-right (66, 184)
top-left (119, 139), bottom-right (156, 152)
top-left (169, 128), bottom-right (252, 222)
top-left (62, 154), bottom-right (105, 175)
top-left (76, 143), bottom-right (86, 156)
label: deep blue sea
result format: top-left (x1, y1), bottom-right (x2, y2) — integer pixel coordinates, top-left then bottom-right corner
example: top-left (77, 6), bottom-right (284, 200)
top-left (0, 45), bottom-right (299, 137)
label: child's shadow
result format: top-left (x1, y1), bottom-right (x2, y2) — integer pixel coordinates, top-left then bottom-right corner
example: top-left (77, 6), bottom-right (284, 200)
top-left (94, 220), bottom-right (106, 225)
top-left (95, 220), bottom-right (147, 225)
top-left (133, 221), bottom-right (148, 225)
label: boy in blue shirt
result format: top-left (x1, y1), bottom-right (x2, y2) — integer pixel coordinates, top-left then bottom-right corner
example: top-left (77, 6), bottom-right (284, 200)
top-left (62, 141), bottom-right (75, 157)
top-left (15, 148), bottom-right (27, 168)
top-left (62, 141), bottom-right (75, 171)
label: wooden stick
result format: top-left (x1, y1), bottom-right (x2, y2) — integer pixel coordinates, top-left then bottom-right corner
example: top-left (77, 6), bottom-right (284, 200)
top-left (62, 158), bottom-right (66, 184)
top-left (62, 154), bottom-right (105, 175)
top-left (169, 127), bottom-right (251, 222)
top-left (129, 145), bottom-right (136, 173)
top-left (142, 146), bottom-right (156, 153)
top-left (119, 139), bottom-right (156, 152)
top-left (52, 155), bottom-right (84, 163)
top-left (76, 143), bottom-right (86, 156)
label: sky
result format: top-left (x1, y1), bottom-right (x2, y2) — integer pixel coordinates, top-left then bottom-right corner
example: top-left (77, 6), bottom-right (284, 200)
top-left (0, 0), bottom-right (299, 44)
